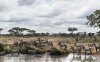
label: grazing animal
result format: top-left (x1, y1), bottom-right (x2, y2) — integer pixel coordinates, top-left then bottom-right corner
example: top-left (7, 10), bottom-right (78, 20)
top-left (13, 42), bottom-right (19, 46)
top-left (70, 46), bottom-right (78, 53)
top-left (31, 38), bottom-right (54, 49)
top-left (73, 43), bottom-right (84, 53)
top-left (18, 40), bottom-right (29, 47)
top-left (82, 46), bottom-right (92, 54)
top-left (70, 45), bottom-right (82, 54)
top-left (58, 42), bottom-right (67, 50)
top-left (28, 50), bottom-right (36, 54)
top-left (11, 49), bottom-right (19, 55)
top-left (93, 43), bottom-right (100, 53)
top-left (32, 40), bottom-right (39, 47)
top-left (46, 41), bottom-right (53, 48)
top-left (32, 39), bottom-right (50, 49)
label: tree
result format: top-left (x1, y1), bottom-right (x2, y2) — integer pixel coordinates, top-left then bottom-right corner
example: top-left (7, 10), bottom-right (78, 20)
top-left (75, 32), bottom-right (80, 42)
top-left (45, 32), bottom-right (50, 36)
top-left (58, 33), bottom-right (67, 36)
top-left (40, 32), bottom-right (46, 36)
top-left (68, 27), bottom-right (78, 34)
top-left (0, 28), bottom-right (3, 34)
top-left (27, 29), bottom-right (36, 35)
top-left (20, 27), bottom-right (29, 35)
top-left (87, 33), bottom-right (95, 38)
top-left (86, 10), bottom-right (100, 42)
top-left (97, 31), bottom-right (100, 36)
top-left (8, 27), bottom-right (28, 36)
top-left (87, 9), bottom-right (100, 28)
top-left (8, 29), bottom-right (16, 36)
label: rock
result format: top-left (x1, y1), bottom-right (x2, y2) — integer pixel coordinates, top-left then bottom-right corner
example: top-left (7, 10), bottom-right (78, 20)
top-left (0, 51), bottom-right (6, 55)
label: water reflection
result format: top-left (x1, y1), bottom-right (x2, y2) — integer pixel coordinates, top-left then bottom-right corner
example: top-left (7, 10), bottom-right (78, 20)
top-left (0, 56), bottom-right (4, 62)
top-left (0, 53), bottom-right (97, 62)
top-left (67, 53), bottom-right (96, 62)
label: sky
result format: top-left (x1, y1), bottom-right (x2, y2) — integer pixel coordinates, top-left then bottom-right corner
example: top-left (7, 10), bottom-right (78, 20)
top-left (0, 0), bottom-right (100, 34)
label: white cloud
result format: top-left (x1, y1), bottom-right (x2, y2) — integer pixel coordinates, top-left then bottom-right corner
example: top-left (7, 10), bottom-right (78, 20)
top-left (0, 0), bottom-right (100, 33)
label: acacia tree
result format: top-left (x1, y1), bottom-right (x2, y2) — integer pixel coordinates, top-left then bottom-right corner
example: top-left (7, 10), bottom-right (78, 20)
top-left (68, 27), bottom-right (78, 37)
top-left (8, 29), bottom-right (16, 36)
top-left (19, 28), bottom-right (29, 35)
top-left (68, 27), bottom-right (78, 34)
top-left (27, 29), bottom-right (36, 36)
top-left (8, 27), bottom-right (28, 36)
top-left (97, 31), bottom-right (100, 36)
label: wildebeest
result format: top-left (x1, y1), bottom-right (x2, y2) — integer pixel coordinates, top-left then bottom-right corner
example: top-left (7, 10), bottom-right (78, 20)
top-left (32, 38), bottom-right (54, 49)
top-left (93, 43), bottom-right (100, 53)
top-left (28, 50), bottom-right (36, 54)
top-left (82, 46), bottom-right (93, 54)
top-left (58, 42), bottom-right (67, 50)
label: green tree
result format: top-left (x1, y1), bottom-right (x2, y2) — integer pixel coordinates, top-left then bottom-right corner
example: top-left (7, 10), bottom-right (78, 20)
top-left (27, 29), bottom-right (36, 35)
top-left (68, 27), bottom-right (78, 34)
top-left (86, 10), bottom-right (100, 42)
top-left (87, 9), bottom-right (100, 28)
top-left (97, 31), bottom-right (100, 36)
top-left (8, 27), bottom-right (28, 36)
top-left (8, 29), bottom-right (16, 36)
top-left (87, 33), bottom-right (94, 38)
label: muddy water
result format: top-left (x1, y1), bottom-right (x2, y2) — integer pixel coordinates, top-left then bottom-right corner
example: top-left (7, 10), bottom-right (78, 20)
top-left (0, 53), bottom-right (99, 62)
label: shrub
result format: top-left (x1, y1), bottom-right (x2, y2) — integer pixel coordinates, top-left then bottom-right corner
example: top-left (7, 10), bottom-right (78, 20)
top-left (19, 45), bottom-right (34, 54)
top-left (4, 46), bottom-right (12, 54)
top-left (19, 47), bottom-right (28, 54)
top-left (35, 49), bottom-right (45, 54)
top-left (0, 43), bottom-right (4, 52)
top-left (50, 48), bottom-right (62, 55)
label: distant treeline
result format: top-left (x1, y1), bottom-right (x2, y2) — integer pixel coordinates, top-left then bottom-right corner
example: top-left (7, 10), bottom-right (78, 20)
top-left (0, 27), bottom-right (99, 37)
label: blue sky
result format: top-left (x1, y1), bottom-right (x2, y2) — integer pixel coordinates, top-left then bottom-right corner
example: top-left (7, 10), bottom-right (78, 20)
top-left (0, 0), bottom-right (100, 33)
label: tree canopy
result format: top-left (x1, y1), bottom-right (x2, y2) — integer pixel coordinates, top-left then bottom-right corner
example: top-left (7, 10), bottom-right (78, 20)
top-left (68, 27), bottom-right (78, 33)
top-left (87, 9), bottom-right (100, 28)
top-left (28, 30), bottom-right (36, 35)
top-left (8, 27), bottom-right (29, 36)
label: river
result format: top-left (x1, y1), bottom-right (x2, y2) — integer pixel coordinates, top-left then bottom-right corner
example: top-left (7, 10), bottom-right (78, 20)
top-left (0, 53), bottom-right (99, 62)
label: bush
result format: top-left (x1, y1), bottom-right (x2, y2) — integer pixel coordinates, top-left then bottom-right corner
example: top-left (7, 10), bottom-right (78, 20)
top-left (50, 48), bottom-right (62, 55)
top-left (35, 49), bottom-right (45, 54)
top-left (0, 43), bottom-right (4, 52)
top-left (4, 46), bottom-right (12, 54)
top-left (19, 45), bottom-right (34, 54)
top-left (19, 47), bottom-right (28, 54)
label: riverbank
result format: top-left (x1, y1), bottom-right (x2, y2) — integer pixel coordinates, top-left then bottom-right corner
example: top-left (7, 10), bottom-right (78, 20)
top-left (0, 36), bottom-right (99, 55)
top-left (0, 42), bottom-right (99, 56)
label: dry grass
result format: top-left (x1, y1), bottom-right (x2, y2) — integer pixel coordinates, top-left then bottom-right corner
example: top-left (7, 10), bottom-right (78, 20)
top-left (0, 36), bottom-right (100, 54)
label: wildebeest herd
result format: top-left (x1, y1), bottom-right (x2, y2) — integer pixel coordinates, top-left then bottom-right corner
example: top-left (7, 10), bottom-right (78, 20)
top-left (0, 38), bottom-right (100, 55)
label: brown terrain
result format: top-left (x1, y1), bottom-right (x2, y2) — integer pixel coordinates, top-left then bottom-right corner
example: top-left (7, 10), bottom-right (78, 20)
top-left (0, 36), bottom-right (100, 54)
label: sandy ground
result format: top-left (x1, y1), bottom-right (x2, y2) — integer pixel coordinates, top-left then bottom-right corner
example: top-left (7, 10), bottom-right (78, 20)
top-left (0, 36), bottom-right (75, 44)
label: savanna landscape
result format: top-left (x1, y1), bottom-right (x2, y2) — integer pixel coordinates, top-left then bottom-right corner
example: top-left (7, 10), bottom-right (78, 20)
top-left (0, 26), bottom-right (100, 55)
top-left (0, 0), bottom-right (100, 62)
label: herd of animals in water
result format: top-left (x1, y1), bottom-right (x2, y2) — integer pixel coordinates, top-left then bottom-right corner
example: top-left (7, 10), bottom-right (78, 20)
top-left (0, 38), bottom-right (100, 56)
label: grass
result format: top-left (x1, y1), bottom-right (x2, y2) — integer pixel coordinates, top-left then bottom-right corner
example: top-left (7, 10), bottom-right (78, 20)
top-left (4, 45), bottom-right (12, 54)
top-left (0, 36), bottom-right (99, 55)
top-left (0, 43), bottom-right (4, 52)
